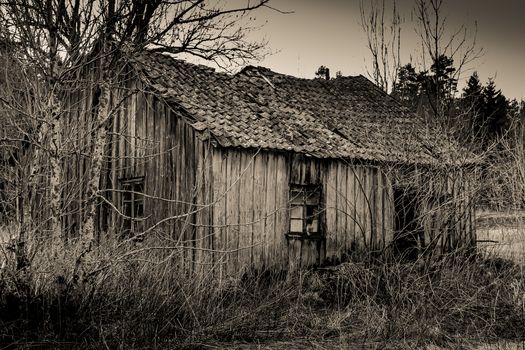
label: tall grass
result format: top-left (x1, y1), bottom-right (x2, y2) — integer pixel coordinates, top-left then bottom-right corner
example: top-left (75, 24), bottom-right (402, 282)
top-left (1, 238), bottom-right (524, 349)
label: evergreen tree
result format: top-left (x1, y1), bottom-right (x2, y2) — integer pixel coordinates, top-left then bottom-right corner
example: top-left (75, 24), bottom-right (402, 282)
top-left (507, 98), bottom-right (523, 123)
top-left (462, 72), bottom-right (484, 138)
top-left (430, 55), bottom-right (458, 97)
top-left (392, 57), bottom-right (458, 122)
top-left (420, 55), bottom-right (458, 119)
top-left (391, 63), bottom-right (420, 112)
top-left (315, 65), bottom-right (330, 80)
top-left (483, 79), bottom-right (508, 139)
top-left (518, 100), bottom-right (525, 124)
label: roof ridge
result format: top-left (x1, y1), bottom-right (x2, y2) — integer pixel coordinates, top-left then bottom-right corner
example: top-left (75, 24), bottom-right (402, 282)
top-left (125, 49), bottom-right (475, 165)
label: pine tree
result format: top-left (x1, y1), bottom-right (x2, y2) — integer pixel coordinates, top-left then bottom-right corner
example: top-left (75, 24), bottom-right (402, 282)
top-left (507, 98), bottom-right (522, 123)
top-left (315, 65), bottom-right (330, 80)
top-left (391, 63), bottom-right (420, 112)
top-left (518, 100), bottom-right (525, 123)
top-left (483, 79), bottom-right (508, 140)
top-left (420, 55), bottom-right (458, 119)
top-left (462, 72), bottom-right (484, 138)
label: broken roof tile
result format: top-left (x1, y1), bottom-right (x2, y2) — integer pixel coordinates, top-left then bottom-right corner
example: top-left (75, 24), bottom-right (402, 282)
top-left (130, 51), bottom-right (474, 165)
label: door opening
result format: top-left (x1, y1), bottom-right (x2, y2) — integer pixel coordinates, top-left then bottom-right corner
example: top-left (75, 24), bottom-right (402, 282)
top-left (393, 187), bottom-right (422, 259)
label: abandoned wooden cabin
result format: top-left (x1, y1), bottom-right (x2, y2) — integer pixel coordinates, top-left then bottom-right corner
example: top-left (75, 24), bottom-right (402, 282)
top-left (60, 51), bottom-right (477, 272)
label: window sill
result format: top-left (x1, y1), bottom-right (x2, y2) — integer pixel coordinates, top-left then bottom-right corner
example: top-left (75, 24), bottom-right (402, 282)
top-left (286, 233), bottom-right (324, 241)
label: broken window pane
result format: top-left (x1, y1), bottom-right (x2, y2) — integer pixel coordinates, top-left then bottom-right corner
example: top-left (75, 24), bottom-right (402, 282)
top-left (288, 184), bottom-right (322, 237)
top-left (290, 206), bottom-right (303, 219)
top-left (306, 218), bottom-right (318, 234)
top-left (290, 219), bottom-right (303, 233)
top-left (120, 177), bottom-right (145, 240)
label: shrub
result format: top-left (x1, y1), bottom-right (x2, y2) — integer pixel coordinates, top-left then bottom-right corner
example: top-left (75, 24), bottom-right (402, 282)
top-left (1, 240), bottom-right (524, 349)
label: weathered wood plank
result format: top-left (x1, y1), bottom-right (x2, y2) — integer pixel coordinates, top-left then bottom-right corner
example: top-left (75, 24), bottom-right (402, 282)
top-left (158, 101), bottom-right (166, 220)
top-left (194, 137), bottom-right (205, 274)
top-left (211, 148), bottom-right (226, 277)
top-left (172, 116), bottom-right (181, 241)
top-left (354, 166), bottom-right (366, 251)
top-left (128, 81), bottom-right (137, 175)
top-left (383, 172), bottom-right (394, 249)
top-left (290, 154), bottom-right (301, 184)
top-left (187, 124), bottom-right (197, 272)
top-left (225, 149), bottom-right (240, 274)
top-left (325, 161), bottom-right (338, 261)
top-left (346, 166), bottom-right (356, 252)
top-left (362, 167), bottom-right (371, 250)
top-left (375, 169), bottom-right (383, 251)
top-left (145, 94), bottom-right (155, 233)
top-left (238, 151), bottom-right (254, 273)
top-left (252, 151), bottom-right (266, 270)
top-left (288, 238), bottom-right (301, 272)
top-left (164, 106), bottom-right (174, 232)
top-left (299, 240), bottom-right (309, 267)
top-left (309, 158), bottom-right (320, 184)
top-left (264, 153), bottom-right (277, 269)
top-left (175, 114), bottom-right (188, 270)
top-left (136, 84), bottom-right (146, 176)
top-left (109, 90), bottom-right (120, 234)
top-left (368, 168), bottom-right (377, 250)
top-left (150, 99), bottom-right (161, 225)
top-left (275, 154), bottom-right (288, 268)
top-left (205, 143), bottom-right (214, 263)
top-left (336, 162), bottom-right (347, 256)
top-left (181, 118), bottom-right (192, 265)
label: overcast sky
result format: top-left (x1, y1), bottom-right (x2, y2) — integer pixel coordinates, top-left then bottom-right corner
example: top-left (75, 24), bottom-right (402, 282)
top-left (238, 0), bottom-right (524, 100)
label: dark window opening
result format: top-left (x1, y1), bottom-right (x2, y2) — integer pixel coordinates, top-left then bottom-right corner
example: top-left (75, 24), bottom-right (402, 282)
top-left (393, 187), bottom-right (422, 259)
top-left (289, 184), bottom-right (322, 237)
top-left (120, 177), bottom-right (144, 240)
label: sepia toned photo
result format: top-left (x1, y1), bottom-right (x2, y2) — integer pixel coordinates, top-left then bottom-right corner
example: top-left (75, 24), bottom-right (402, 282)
top-left (0, 0), bottom-right (524, 348)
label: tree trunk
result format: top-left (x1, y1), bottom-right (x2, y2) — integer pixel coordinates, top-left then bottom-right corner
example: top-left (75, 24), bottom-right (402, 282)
top-left (48, 94), bottom-right (63, 248)
top-left (18, 92), bottom-right (63, 259)
top-left (82, 78), bottom-right (111, 245)
top-left (16, 166), bottom-right (29, 270)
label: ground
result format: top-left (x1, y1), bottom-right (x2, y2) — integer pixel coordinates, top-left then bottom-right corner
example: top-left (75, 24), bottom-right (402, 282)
top-left (1, 210), bottom-right (524, 349)
top-left (477, 210), bottom-right (525, 263)
top-left (202, 210), bottom-right (525, 350)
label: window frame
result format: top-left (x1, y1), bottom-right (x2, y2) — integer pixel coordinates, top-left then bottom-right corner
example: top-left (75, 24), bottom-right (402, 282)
top-left (287, 183), bottom-right (323, 239)
top-left (119, 176), bottom-right (145, 239)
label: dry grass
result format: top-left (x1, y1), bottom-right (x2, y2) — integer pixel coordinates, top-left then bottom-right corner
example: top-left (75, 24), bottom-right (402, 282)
top-left (1, 234), bottom-right (524, 349)
top-left (474, 342), bottom-right (525, 350)
top-left (477, 210), bottom-right (525, 263)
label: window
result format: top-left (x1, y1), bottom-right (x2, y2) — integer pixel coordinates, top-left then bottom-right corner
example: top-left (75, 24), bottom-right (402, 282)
top-left (289, 184), bottom-right (322, 237)
top-left (120, 177), bottom-right (144, 239)
top-left (393, 186), bottom-right (423, 259)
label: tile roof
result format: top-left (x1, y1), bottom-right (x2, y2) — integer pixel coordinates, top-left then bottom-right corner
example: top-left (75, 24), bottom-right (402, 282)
top-left (130, 51), bottom-right (472, 165)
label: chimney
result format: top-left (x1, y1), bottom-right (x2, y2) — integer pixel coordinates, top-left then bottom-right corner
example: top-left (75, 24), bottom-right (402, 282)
top-left (325, 68), bottom-right (330, 80)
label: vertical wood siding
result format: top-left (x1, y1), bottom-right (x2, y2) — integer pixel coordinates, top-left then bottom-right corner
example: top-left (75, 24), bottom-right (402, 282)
top-left (414, 167), bottom-right (476, 256)
top-left (63, 75), bottom-right (398, 271)
top-left (61, 71), bottom-right (474, 273)
top-left (198, 150), bottom-right (395, 272)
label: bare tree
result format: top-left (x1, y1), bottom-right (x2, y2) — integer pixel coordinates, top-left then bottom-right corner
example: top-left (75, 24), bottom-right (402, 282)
top-left (414, 0), bottom-right (482, 121)
top-left (359, 0), bottom-right (402, 93)
top-left (0, 0), bottom-right (272, 258)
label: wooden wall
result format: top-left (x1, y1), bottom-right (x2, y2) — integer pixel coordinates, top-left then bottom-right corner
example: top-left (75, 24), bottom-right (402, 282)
top-left (61, 71), bottom-right (475, 274)
top-left (61, 70), bottom-right (204, 248)
top-left (61, 73), bottom-right (397, 272)
top-left (195, 149), bottom-right (395, 273)
top-left (418, 169), bottom-right (477, 256)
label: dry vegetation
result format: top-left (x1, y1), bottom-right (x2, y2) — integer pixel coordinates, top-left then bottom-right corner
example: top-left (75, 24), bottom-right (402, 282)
top-left (1, 1), bottom-right (524, 349)
top-left (1, 234), bottom-right (524, 349)
top-left (2, 128), bottom-right (525, 349)
top-left (477, 211), bottom-right (525, 264)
